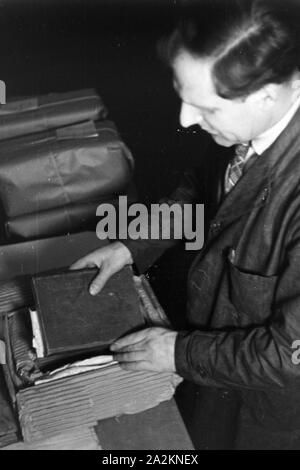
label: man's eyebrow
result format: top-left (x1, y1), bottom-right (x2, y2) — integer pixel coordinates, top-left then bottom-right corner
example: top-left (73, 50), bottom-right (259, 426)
top-left (193, 104), bottom-right (219, 112)
top-left (192, 104), bottom-right (219, 113)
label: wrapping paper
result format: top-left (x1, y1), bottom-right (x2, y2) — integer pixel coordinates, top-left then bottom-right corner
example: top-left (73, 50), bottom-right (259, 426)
top-left (0, 89), bottom-right (107, 140)
top-left (0, 120), bottom-right (134, 219)
top-left (0, 120), bottom-right (108, 154)
top-left (5, 200), bottom-right (100, 239)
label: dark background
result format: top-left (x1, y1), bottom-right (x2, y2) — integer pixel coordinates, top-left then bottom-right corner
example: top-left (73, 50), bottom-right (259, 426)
top-left (0, 0), bottom-right (211, 202)
top-left (0, 0), bottom-right (213, 321)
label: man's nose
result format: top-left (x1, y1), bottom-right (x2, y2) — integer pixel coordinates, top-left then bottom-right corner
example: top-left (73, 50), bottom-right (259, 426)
top-left (179, 102), bottom-right (202, 128)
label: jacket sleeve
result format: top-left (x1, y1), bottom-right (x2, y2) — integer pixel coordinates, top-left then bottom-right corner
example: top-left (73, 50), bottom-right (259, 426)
top-left (175, 228), bottom-right (300, 392)
top-left (122, 167), bottom-right (204, 273)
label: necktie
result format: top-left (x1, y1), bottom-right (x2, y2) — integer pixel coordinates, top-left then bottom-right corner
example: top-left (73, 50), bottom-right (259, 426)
top-left (225, 143), bottom-right (251, 194)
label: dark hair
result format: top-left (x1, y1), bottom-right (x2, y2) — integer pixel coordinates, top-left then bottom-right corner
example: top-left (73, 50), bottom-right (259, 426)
top-left (159, 0), bottom-right (299, 99)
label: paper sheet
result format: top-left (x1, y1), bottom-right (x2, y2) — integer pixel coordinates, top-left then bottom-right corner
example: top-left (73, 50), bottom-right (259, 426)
top-left (35, 354), bottom-right (117, 384)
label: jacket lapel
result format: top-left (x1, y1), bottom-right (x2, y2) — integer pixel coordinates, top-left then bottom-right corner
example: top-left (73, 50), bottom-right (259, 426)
top-left (207, 105), bottom-right (300, 241)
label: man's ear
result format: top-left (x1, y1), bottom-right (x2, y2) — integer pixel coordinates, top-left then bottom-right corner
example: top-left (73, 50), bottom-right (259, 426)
top-left (247, 84), bottom-right (279, 110)
top-left (292, 78), bottom-right (300, 100)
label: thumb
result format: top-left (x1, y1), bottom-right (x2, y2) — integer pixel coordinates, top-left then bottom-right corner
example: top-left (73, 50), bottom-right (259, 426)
top-left (89, 266), bottom-right (114, 295)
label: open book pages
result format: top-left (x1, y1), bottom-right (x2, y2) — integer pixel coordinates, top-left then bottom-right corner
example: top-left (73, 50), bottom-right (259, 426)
top-left (29, 308), bottom-right (44, 358)
top-left (0, 340), bottom-right (5, 365)
top-left (35, 354), bottom-right (117, 385)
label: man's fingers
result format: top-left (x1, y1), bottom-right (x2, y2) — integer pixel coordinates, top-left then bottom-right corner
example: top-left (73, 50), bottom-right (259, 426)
top-left (118, 361), bottom-right (150, 372)
top-left (113, 350), bottom-right (146, 363)
top-left (71, 256), bottom-right (117, 295)
top-left (111, 342), bottom-right (146, 353)
top-left (89, 268), bottom-right (113, 295)
top-left (110, 330), bottom-right (151, 350)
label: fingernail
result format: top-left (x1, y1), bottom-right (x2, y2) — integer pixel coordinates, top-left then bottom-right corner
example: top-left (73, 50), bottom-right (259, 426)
top-left (89, 285), bottom-right (97, 296)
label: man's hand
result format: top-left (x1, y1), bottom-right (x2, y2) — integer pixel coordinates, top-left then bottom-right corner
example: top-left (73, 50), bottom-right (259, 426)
top-left (110, 327), bottom-right (178, 372)
top-left (70, 241), bottom-right (133, 295)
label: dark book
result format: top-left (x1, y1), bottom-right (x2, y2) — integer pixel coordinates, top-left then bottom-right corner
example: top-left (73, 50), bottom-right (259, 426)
top-left (31, 266), bottom-right (144, 358)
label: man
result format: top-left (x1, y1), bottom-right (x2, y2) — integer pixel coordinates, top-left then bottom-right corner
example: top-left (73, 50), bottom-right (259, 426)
top-left (71, 0), bottom-right (300, 449)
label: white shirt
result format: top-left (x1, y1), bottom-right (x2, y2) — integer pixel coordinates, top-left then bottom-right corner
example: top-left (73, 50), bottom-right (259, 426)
top-left (251, 95), bottom-right (300, 156)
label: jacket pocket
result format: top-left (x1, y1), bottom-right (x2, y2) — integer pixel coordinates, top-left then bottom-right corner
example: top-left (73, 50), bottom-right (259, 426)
top-left (228, 260), bottom-right (278, 325)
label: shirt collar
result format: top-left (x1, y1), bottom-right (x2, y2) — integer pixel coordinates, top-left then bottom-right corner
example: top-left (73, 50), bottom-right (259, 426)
top-left (251, 95), bottom-right (300, 156)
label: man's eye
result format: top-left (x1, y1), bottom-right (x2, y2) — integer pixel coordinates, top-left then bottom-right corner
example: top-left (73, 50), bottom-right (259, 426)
top-left (198, 108), bottom-right (217, 116)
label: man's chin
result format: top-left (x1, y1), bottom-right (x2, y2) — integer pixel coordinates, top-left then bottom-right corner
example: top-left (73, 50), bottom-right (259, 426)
top-left (211, 134), bottom-right (235, 147)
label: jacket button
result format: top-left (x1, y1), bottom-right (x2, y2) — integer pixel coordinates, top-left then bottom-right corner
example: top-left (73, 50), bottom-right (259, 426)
top-left (261, 187), bottom-right (269, 202)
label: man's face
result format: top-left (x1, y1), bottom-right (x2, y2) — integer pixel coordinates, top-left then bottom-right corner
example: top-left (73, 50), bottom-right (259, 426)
top-left (172, 51), bottom-right (267, 147)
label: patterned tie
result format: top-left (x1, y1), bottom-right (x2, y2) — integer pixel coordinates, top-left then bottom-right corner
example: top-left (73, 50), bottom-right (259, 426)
top-left (225, 143), bottom-right (251, 194)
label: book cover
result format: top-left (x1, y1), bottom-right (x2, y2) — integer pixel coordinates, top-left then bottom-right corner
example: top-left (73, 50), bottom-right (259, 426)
top-left (31, 265), bottom-right (144, 357)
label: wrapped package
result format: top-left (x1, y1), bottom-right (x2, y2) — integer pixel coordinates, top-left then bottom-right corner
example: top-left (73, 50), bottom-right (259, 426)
top-left (5, 200), bottom-right (101, 239)
top-left (0, 89), bottom-right (107, 140)
top-left (0, 120), bottom-right (134, 219)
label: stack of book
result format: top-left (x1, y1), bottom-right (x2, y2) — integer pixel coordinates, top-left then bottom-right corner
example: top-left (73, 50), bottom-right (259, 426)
top-left (3, 267), bottom-right (180, 444)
